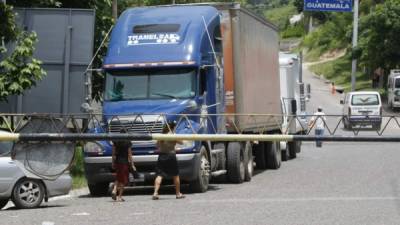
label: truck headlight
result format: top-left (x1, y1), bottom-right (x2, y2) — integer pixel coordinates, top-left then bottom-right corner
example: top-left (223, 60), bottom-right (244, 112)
top-left (175, 140), bottom-right (195, 150)
top-left (84, 142), bottom-right (105, 155)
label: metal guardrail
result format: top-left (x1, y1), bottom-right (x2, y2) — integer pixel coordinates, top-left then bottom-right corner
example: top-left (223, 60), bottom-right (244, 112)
top-left (0, 113), bottom-right (400, 141)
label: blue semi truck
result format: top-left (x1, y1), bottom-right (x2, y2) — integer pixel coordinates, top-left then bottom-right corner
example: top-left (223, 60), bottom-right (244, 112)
top-left (83, 3), bottom-right (303, 195)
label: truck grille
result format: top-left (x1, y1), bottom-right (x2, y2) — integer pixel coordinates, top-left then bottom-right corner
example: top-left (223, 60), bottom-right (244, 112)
top-left (108, 116), bottom-right (164, 134)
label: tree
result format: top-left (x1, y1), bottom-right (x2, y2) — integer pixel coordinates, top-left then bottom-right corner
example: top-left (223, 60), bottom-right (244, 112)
top-left (0, 4), bottom-right (46, 101)
top-left (358, 0), bottom-right (400, 78)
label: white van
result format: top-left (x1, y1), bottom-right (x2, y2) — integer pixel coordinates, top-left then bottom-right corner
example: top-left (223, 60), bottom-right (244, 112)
top-left (340, 91), bottom-right (382, 130)
top-left (387, 69), bottom-right (400, 110)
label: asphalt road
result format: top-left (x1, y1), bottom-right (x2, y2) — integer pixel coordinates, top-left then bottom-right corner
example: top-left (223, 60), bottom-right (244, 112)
top-left (2, 67), bottom-right (400, 225)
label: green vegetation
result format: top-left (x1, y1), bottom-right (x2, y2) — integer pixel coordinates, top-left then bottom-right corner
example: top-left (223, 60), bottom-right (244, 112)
top-left (302, 13), bottom-right (352, 61)
top-left (303, 0), bottom-right (400, 91)
top-left (0, 4), bottom-right (46, 101)
top-left (70, 146), bottom-right (87, 189)
top-left (264, 3), bottom-right (297, 30)
top-left (309, 55), bottom-right (372, 92)
top-left (72, 175), bottom-right (87, 189)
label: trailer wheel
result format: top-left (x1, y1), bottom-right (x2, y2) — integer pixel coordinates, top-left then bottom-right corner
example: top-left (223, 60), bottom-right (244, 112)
top-left (281, 144), bottom-right (289, 162)
top-left (227, 142), bottom-right (244, 183)
top-left (255, 142), bottom-right (267, 169)
top-left (244, 141), bottom-right (253, 182)
top-left (189, 146), bottom-right (210, 193)
top-left (288, 141), bottom-right (297, 159)
top-left (266, 141), bottom-right (281, 169)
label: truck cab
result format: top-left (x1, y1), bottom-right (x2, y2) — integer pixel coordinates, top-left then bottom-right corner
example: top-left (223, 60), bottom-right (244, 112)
top-left (84, 5), bottom-right (223, 196)
top-left (278, 52), bottom-right (308, 160)
top-left (84, 3), bottom-right (284, 196)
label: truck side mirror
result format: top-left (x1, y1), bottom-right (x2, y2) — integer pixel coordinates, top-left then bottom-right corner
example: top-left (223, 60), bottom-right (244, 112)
top-left (290, 99), bottom-right (297, 115)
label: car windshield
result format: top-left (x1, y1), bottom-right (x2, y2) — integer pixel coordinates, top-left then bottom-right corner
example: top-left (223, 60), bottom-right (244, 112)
top-left (351, 94), bottom-right (380, 106)
top-left (0, 141), bottom-right (13, 157)
top-left (104, 68), bottom-right (196, 101)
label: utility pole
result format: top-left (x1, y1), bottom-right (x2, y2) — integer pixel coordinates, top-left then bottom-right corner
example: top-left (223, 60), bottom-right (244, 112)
top-left (351, 0), bottom-right (359, 91)
top-left (112, 0), bottom-right (118, 21)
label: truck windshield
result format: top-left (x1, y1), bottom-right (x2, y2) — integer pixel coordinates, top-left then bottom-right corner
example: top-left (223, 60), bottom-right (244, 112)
top-left (351, 94), bottom-right (380, 106)
top-left (105, 68), bottom-right (196, 101)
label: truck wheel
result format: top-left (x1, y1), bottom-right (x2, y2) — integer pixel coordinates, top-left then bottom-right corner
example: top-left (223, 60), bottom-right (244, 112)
top-left (189, 146), bottom-right (210, 193)
top-left (88, 182), bottom-right (109, 196)
top-left (227, 142), bottom-right (245, 183)
top-left (266, 141), bottom-right (281, 169)
top-left (0, 199), bottom-right (8, 209)
top-left (244, 141), bottom-right (253, 182)
top-left (12, 178), bottom-right (45, 209)
top-left (255, 142), bottom-right (267, 169)
top-left (288, 141), bottom-right (297, 159)
top-left (281, 143), bottom-right (289, 162)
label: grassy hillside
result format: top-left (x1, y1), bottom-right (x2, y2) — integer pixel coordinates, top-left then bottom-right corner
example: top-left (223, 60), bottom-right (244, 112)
top-left (308, 55), bottom-right (373, 92)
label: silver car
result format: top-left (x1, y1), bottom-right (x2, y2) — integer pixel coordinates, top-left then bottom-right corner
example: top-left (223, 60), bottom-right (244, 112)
top-left (0, 137), bottom-right (72, 209)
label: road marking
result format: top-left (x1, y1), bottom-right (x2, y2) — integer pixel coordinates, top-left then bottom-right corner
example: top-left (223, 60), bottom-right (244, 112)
top-left (190, 196), bottom-right (400, 203)
top-left (72, 212), bottom-right (90, 216)
top-left (42, 222), bottom-right (55, 225)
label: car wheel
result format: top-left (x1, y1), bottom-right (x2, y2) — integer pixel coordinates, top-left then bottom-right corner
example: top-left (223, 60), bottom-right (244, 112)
top-left (12, 178), bottom-right (45, 209)
top-left (189, 146), bottom-right (210, 193)
top-left (0, 199), bottom-right (9, 209)
top-left (88, 182), bottom-right (109, 196)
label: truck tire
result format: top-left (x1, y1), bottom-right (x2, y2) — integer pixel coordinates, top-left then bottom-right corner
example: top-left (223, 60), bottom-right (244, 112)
top-left (244, 141), bottom-right (253, 182)
top-left (288, 141), bottom-right (297, 159)
top-left (12, 178), bottom-right (45, 209)
top-left (189, 146), bottom-right (210, 193)
top-left (0, 199), bottom-right (8, 209)
top-left (255, 142), bottom-right (267, 169)
top-left (227, 142), bottom-right (245, 183)
top-left (281, 144), bottom-right (289, 162)
top-left (88, 182), bottom-right (109, 196)
top-left (265, 141), bottom-right (281, 169)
